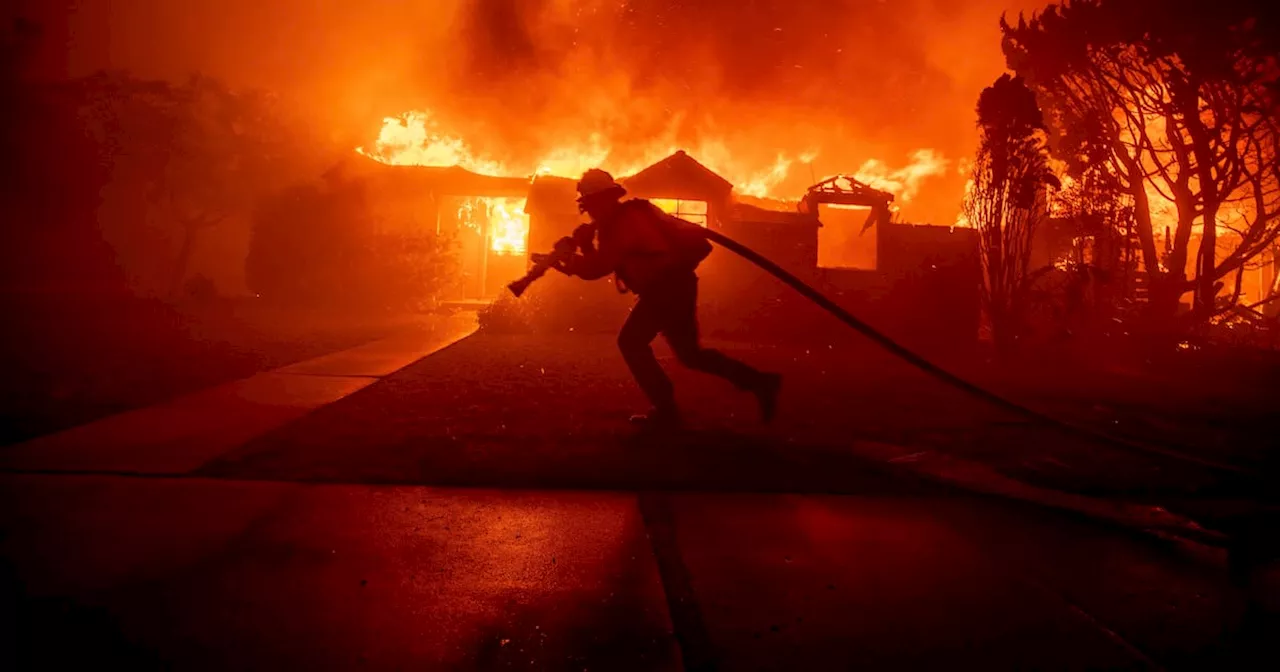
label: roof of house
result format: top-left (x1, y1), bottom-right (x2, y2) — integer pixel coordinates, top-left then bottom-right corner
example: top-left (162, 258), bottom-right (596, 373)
top-left (620, 150), bottom-right (734, 201)
top-left (332, 155), bottom-right (531, 198)
top-left (524, 175), bottom-right (580, 216)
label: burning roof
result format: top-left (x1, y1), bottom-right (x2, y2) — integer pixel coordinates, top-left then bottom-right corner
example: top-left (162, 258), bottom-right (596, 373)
top-left (339, 158), bottom-right (530, 199)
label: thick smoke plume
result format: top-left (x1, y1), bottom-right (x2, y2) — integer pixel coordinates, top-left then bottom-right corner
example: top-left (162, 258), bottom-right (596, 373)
top-left (418, 0), bottom-right (1044, 221)
top-left (22, 0), bottom-right (1042, 222)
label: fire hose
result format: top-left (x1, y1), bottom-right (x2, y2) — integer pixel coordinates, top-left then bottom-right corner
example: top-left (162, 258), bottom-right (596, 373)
top-left (509, 228), bottom-right (1246, 476)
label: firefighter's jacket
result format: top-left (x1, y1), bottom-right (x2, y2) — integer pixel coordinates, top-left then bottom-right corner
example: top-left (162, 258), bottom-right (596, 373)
top-left (563, 199), bottom-right (695, 295)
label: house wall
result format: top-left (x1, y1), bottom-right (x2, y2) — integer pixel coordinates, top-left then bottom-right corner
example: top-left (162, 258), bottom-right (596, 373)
top-left (876, 224), bottom-right (981, 353)
top-left (700, 218), bottom-right (825, 341)
top-left (700, 220), bottom-right (980, 354)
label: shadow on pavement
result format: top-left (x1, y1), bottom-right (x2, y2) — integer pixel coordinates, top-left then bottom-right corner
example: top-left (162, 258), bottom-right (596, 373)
top-left (464, 539), bottom-right (682, 671)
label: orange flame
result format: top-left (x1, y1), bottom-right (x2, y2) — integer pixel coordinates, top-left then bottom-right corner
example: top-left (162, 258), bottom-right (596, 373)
top-left (455, 197), bottom-right (529, 257)
top-left (853, 149), bottom-right (949, 204)
top-left (358, 109), bottom-right (829, 195)
top-left (486, 198), bottom-right (529, 256)
top-left (357, 110), bottom-right (506, 176)
top-left (358, 109), bottom-right (951, 251)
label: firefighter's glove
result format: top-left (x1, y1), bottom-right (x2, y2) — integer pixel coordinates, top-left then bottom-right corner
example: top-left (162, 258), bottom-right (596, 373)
top-left (552, 236), bottom-right (577, 254)
top-left (571, 224), bottom-right (596, 249)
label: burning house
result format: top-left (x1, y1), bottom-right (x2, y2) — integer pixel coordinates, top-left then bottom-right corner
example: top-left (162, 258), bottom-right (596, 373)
top-left (517, 151), bottom-right (740, 332)
top-left (345, 145), bottom-right (979, 350)
top-left (332, 157), bottom-right (533, 300)
top-left (701, 169), bottom-right (980, 351)
top-left (621, 151), bottom-right (734, 228)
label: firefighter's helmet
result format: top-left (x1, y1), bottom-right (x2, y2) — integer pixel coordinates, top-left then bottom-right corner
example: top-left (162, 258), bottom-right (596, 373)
top-left (576, 169), bottom-right (626, 203)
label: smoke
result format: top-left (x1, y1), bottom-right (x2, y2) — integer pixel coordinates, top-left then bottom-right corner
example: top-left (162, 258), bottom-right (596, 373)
top-left (21, 0), bottom-right (1046, 222)
top-left (424, 0), bottom-right (1045, 221)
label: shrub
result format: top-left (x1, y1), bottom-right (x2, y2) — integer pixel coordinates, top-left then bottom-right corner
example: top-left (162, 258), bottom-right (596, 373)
top-left (477, 292), bottom-right (542, 333)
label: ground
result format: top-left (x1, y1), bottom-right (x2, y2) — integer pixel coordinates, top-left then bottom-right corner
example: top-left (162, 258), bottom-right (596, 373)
top-left (1, 319), bottom-right (1276, 670)
top-left (206, 332), bottom-right (1276, 514)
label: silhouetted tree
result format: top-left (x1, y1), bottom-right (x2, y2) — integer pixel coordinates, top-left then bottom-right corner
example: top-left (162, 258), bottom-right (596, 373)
top-left (2, 21), bottom-right (134, 293)
top-left (1262, 244), bottom-right (1280, 316)
top-left (78, 72), bottom-right (311, 296)
top-left (963, 74), bottom-right (1059, 354)
top-left (1049, 159), bottom-right (1140, 328)
top-left (1002, 0), bottom-right (1280, 324)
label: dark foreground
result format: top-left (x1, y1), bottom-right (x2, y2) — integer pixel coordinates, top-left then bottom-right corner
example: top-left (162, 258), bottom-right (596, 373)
top-left (0, 327), bottom-right (1273, 670)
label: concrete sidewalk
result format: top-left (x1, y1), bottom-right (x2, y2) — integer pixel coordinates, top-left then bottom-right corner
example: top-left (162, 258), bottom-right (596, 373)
top-left (0, 312), bottom-right (477, 475)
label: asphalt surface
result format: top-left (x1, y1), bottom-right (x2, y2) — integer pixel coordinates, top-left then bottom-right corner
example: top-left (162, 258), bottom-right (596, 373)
top-left (0, 330), bottom-right (1267, 670)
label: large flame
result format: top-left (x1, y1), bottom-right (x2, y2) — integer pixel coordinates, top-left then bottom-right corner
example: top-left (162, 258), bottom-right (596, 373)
top-left (358, 110), bottom-right (506, 176)
top-left (358, 109), bottom-right (954, 253)
top-left (357, 109), bottom-right (815, 190)
top-left (853, 149), bottom-right (950, 205)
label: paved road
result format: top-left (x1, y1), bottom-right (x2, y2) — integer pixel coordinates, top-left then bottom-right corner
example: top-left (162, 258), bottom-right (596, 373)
top-left (0, 330), bottom-right (1260, 670)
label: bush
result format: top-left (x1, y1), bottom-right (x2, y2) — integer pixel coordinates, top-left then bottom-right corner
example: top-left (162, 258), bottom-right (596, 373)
top-left (361, 230), bottom-right (458, 313)
top-left (477, 292), bottom-right (542, 333)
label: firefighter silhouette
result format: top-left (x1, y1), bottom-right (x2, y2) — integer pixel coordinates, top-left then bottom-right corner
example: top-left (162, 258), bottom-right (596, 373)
top-left (555, 169), bottom-right (782, 429)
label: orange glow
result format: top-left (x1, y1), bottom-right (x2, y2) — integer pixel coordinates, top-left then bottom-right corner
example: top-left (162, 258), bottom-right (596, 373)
top-left (49, 0), bottom-right (1030, 232)
top-left (357, 110), bottom-right (506, 176)
top-left (358, 110), bottom-right (826, 194)
top-left (1115, 100), bottom-right (1262, 289)
top-left (652, 199), bottom-right (709, 227)
top-left (853, 149), bottom-right (950, 205)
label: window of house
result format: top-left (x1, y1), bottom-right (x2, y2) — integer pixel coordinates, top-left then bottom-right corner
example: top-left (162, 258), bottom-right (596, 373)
top-left (652, 198), bottom-right (709, 227)
top-left (816, 204), bottom-right (877, 270)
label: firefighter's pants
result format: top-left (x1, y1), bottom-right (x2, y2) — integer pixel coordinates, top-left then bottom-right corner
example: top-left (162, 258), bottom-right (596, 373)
top-left (617, 272), bottom-right (764, 411)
